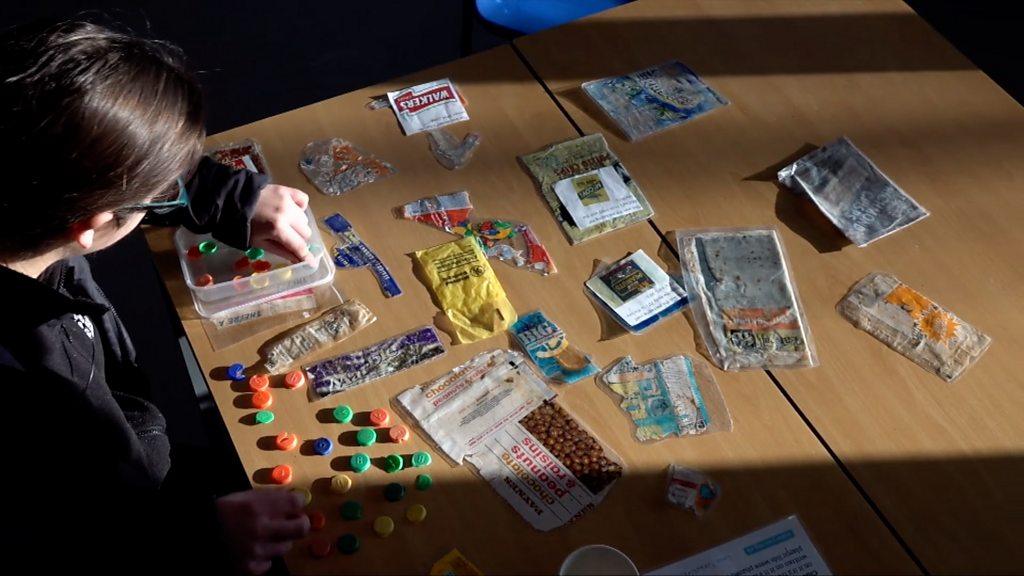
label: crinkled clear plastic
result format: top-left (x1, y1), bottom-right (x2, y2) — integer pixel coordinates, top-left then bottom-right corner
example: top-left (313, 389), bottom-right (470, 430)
top-left (427, 128), bottom-right (481, 170)
top-left (299, 137), bottom-right (395, 196)
top-left (601, 355), bottom-right (731, 442)
top-left (677, 227), bottom-right (817, 370)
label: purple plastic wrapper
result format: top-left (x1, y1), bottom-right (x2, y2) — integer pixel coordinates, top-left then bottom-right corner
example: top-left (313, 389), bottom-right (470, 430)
top-left (307, 325), bottom-right (446, 398)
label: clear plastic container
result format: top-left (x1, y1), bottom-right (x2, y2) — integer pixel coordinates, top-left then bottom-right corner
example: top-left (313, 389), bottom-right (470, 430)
top-left (173, 207), bottom-right (335, 318)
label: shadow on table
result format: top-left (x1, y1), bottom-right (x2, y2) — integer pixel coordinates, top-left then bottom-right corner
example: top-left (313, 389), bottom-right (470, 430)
top-left (744, 144), bottom-right (852, 254)
top-left (260, 446), bottom-right (1024, 575)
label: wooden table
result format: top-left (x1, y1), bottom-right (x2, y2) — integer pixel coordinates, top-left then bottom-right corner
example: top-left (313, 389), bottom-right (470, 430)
top-left (144, 43), bottom-right (917, 574)
top-left (516, 1), bottom-right (1024, 573)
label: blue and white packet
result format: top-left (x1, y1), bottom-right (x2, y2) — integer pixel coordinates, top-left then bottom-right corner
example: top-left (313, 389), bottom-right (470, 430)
top-left (582, 61), bottom-right (728, 141)
top-left (323, 213), bottom-right (402, 298)
top-left (510, 310), bottom-right (598, 384)
top-left (585, 249), bottom-right (687, 334)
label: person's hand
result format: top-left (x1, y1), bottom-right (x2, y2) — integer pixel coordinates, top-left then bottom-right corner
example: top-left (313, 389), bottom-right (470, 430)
top-left (216, 489), bottom-right (310, 575)
top-left (249, 184), bottom-right (313, 263)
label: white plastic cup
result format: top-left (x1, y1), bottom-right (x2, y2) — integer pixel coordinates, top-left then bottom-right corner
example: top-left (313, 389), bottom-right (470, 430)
top-left (559, 544), bottom-right (640, 576)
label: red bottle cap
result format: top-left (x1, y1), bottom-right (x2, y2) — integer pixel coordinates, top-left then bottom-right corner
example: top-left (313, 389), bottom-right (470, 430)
top-left (369, 408), bottom-right (390, 427)
top-left (251, 390), bottom-right (273, 409)
top-left (275, 431), bottom-right (299, 451)
top-left (271, 464), bottom-right (293, 485)
top-left (186, 246), bottom-right (202, 260)
top-left (234, 256), bottom-right (251, 271)
top-left (252, 260), bottom-right (272, 272)
top-left (195, 273), bottom-right (214, 287)
top-left (248, 374), bottom-right (270, 392)
top-left (309, 536), bottom-right (332, 558)
top-left (284, 370), bottom-right (306, 389)
top-left (307, 510), bottom-right (326, 531)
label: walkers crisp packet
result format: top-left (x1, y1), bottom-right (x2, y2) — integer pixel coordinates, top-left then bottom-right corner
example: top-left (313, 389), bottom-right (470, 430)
top-left (387, 78), bottom-right (469, 135)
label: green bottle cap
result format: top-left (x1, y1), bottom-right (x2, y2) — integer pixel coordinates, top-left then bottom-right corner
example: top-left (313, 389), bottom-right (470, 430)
top-left (254, 410), bottom-right (275, 425)
top-left (383, 454), bottom-right (404, 473)
top-left (197, 240), bottom-right (218, 254)
top-left (383, 482), bottom-right (406, 502)
top-left (333, 404), bottom-right (353, 424)
top-left (356, 428), bottom-right (377, 447)
top-left (350, 452), bottom-right (371, 473)
top-left (340, 500), bottom-right (363, 521)
top-left (337, 533), bottom-right (360, 555)
top-left (245, 247), bottom-right (265, 260)
top-left (411, 451), bottom-right (432, 468)
top-left (414, 474), bottom-right (433, 491)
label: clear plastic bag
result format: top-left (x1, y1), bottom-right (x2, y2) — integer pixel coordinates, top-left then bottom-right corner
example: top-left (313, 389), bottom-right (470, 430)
top-left (582, 61), bottom-right (728, 142)
top-left (585, 249), bottom-right (686, 334)
top-left (600, 355), bottom-right (731, 442)
top-left (258, 299), bottom-right (376, 374)
top-left (298, 137), bottom-right (395, 196)
top-left (677, 227), bottom-right (817, 370)
top-left (777, 137), bottom-right (929, 247)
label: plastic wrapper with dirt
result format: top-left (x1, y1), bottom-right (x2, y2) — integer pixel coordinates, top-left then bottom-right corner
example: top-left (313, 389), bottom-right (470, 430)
top-left (261, 299), bottom-right (376, 374)
top-left (601, 355), bottom-right (730, 442)
top-left (520, 133), bottom-right (653, 244)
top-left (837, 272), bottom-right (991, 382)
top-left (677, 228), bottom-right (816, 370)
top-left (778, 137), bottom-right (929, 247)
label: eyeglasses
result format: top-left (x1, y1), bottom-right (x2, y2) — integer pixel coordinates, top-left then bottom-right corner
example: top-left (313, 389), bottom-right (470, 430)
top-left (123, 177), bottom-right (189, 214)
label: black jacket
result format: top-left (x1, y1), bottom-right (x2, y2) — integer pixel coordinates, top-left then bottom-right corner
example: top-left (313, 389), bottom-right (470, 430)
top-left (2, 157), bottom-right (266, 572)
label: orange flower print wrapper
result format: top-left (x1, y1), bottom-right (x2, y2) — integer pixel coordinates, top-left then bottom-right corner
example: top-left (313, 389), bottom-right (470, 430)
top-left (838, 272), bottom-right (991, 382)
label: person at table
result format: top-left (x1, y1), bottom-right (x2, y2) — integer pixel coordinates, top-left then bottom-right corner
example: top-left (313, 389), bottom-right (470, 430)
top-left (0, 19), bottom-right (314, 574)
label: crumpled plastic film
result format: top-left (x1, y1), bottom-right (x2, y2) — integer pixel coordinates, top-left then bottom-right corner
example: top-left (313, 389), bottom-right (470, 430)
top-left (837, 272), bottom-right (991, 382)
top-left (299, 137), bottom-right (395, 196)
top-left (413, 236), bottom-right (517, 344)
top-left (399, 192), bottom-right (556, 275)
top-left (259, 300), bottom-right (376, 374)
top-left (427, 128), bottom-right (481, 170)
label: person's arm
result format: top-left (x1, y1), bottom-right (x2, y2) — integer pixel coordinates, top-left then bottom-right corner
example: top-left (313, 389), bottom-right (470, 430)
top-left (147, 157), bottom-right (313, 262)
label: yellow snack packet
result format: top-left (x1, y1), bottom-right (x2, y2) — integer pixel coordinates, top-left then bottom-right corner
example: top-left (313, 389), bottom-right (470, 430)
top-left (414, 236), bottom-right (516, 343)
top-left (431, 549), bottom-right (483, 576)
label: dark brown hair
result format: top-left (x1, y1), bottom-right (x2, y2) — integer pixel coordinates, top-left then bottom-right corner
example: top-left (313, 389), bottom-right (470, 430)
top-left (0, 19), bottom-right (205, 259)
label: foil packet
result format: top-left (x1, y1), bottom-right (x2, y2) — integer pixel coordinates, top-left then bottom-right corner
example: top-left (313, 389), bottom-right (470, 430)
top-left (837, 272), bottom-right (991, 382)
top-left (306, 325), bottom-right (446, 398)
top-left (260, 300), bottom-right (376, 374)
top-left (520, 133), bottom-right (653, 244)
top-left (677, 228), bottom-right (816, 370)
top-left (601, 355), bottom-right (730, 442)
top-left (299, 137), bottom-right (395, 196)
top-left (387, 78), bottom-right (469, 135)
top-left (510, 310), bottom-right (598, 384)
top-left (778, 137), bottom-right (929, 246)
top-left (583, 61), bottom-right (728, 141)
top-left (413, 236), bottom-right (516, 343)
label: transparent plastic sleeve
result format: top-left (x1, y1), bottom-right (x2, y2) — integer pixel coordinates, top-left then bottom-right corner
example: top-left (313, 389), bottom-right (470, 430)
top-left (600, 355), bottom-right (731, 443)
top-left (258, 299), bottom-right (376, 374)
top-left (585, 249), bottom-right (686, 334)
top-left (677, 227), bottom-right (817, 370)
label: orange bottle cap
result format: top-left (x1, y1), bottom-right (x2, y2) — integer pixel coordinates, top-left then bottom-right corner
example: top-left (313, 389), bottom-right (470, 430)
top-left (251, 390), bottom-right (273, 409)
top-left (388, 425), bottom-right (410, 443)
top-left (248, 374), bottom-right (270, 392)
top-left (284, 370), bottom-right (306, 389)
top-left (369, 408), bottom-right (390, 427)
top-left (275, 431), bottom-right (300, 451)
top-left (271, 464), bottom-right (292, 485)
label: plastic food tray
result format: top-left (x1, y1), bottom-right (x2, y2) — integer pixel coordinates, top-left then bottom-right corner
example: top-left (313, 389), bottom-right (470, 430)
top-left (173, 207), bottom-right (335, 318)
